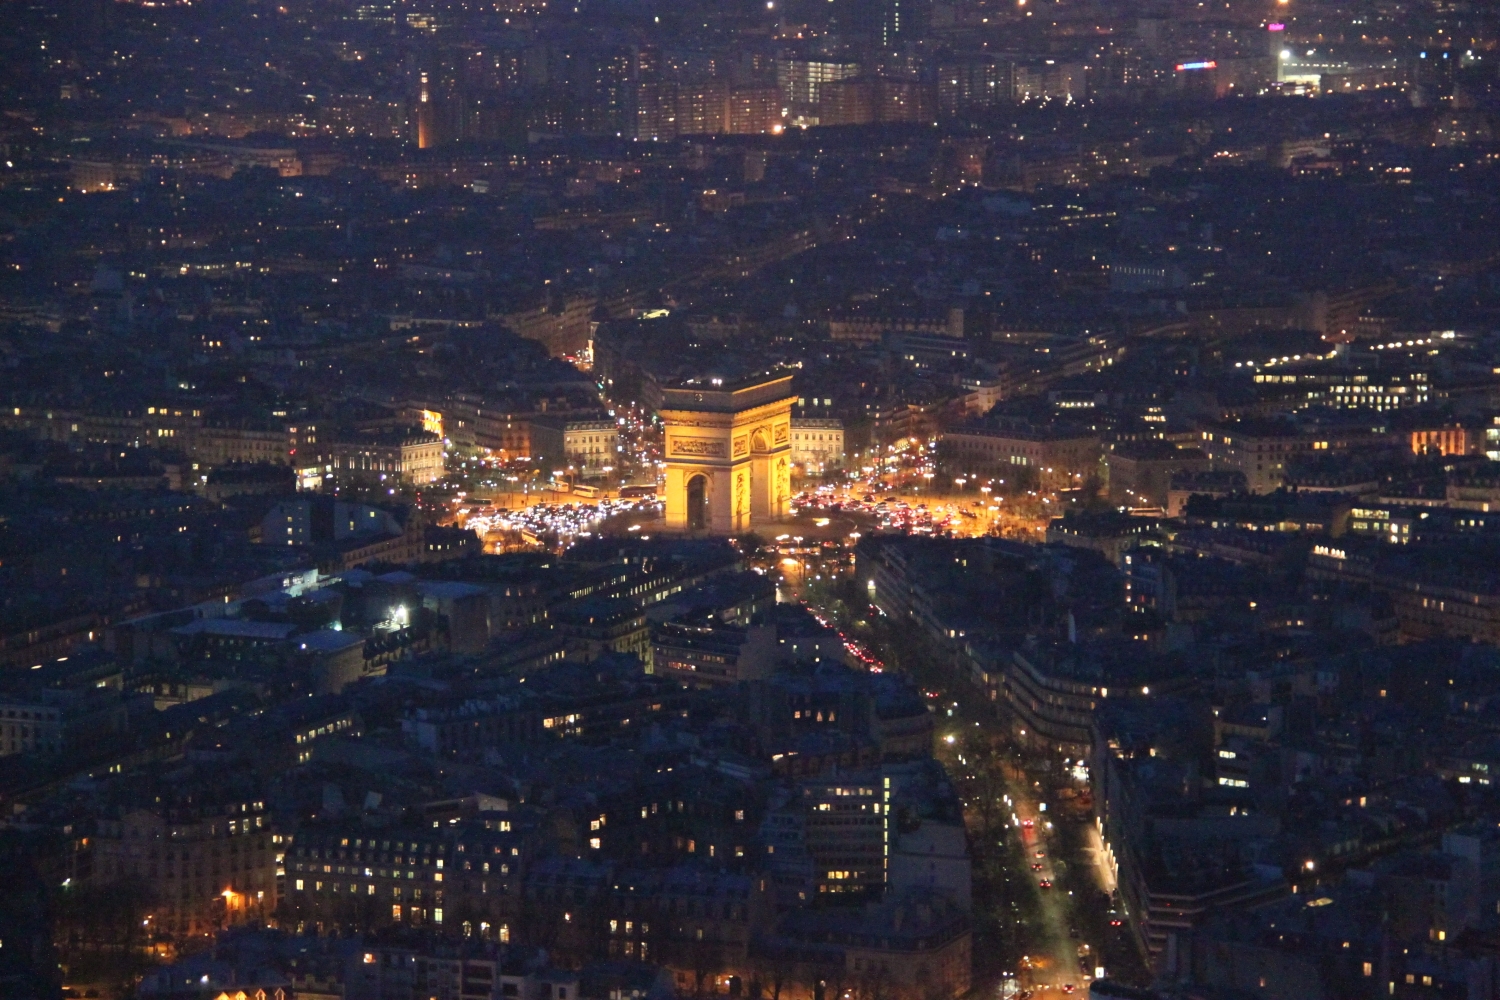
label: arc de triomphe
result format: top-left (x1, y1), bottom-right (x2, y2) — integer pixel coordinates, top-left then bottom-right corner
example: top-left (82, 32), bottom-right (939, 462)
top-left (659, 372), bottom-right (795, 534)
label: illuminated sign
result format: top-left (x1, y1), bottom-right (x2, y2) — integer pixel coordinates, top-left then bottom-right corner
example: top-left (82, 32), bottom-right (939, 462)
top-left (1175, 60), bottom-right (1218, 71)
top-left (1267, 22), bottom-right (1285, 31)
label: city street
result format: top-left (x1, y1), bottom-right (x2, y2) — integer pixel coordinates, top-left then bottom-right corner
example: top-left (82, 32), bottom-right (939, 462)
top-left (932, 700), bottom-right (1091, 997)
top-left (790, 577), bottom-right (1151, 996)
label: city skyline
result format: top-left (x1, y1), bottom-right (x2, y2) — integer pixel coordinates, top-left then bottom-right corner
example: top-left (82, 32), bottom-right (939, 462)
top-left (1, 0), bottom-right (1499, 999)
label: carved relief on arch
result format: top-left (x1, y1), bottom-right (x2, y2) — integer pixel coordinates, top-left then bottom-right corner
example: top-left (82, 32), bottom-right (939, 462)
top-left (672, 437), bottom-right (726, 457)
top-left (751, 426), bottom-right (771, 453)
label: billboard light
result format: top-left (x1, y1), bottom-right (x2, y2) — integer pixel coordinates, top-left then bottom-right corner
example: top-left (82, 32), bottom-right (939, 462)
top-left (1175, 60), bottom-right (1218, 71)
top-left (1268, 22), bottom-right (1285, 30)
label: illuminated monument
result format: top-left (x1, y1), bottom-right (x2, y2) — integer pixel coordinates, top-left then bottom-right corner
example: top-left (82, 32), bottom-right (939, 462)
top-left (660, 371), bottom-right (796, 534)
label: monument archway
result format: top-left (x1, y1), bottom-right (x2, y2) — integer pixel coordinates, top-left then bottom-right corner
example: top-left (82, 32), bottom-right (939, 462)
top-left (659, 372), bottom-right (795, 535)
top-left (686, 474), bottom-right (709, 530)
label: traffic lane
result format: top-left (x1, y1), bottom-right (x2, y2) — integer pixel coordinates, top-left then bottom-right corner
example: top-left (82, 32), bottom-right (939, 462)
top-left (1007, 797), bottom-right (1086, 992)
top-left (870, 636), bottom-right (1098, 992)
top-left (815, 479), bottom-right (1050, 529)
top-left (793, 486), bottom-right (1006, 539)
top-left (934, 700), bottom-right (1087, 993)
top-left (1023, 834), bottom-right (1083, 993)
top-left (936, 739), bottom-right (1071, 996)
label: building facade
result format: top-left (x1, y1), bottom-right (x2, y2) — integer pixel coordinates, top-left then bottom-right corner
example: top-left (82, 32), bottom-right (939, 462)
top-left (90, 803), bottom-right (279, 936)
top-left (789, 419), bottom-right (844, 475)
top-left (323, 430), bottom-right (445, 486)
top-left (531, 415), bottom-right (620, 477)
top-left (939, 423), bottom-right (1100, 491)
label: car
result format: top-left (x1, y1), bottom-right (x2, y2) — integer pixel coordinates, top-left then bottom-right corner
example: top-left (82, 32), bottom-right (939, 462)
top-left (1038, 879), bottom-right (1052, 889)
top-left (1031, 863), bottom-right (1043, 871)
top-left (1062, 985), bottom-right (1076, 994)
top-left (1034, 851), bottom-right (1045, 858)
top-left (1022, 819), bottom-right (1035, 828)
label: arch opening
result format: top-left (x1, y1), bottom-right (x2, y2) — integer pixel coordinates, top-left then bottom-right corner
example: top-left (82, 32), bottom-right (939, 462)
top-left (686, 474), bottom-right (708, 530)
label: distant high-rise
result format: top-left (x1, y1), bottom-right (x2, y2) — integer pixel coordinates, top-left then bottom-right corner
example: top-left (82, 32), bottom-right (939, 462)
top-left (878, 0), bottom-right (929, 48)
top-left (583, 46), bottom-right (639, 136)
top-left (937, 54), bottom-right (1011, 113)
top-left (727, 86), bottom-right (782, 134)
top-left (414, 71), bottom-right (435, 149)
top-left (776, 58), bottom-right (861, 109)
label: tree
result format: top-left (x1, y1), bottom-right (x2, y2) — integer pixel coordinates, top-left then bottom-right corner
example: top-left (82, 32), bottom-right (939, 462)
top-left (853, 967), bottom-right (892, 1000)
top-left (687, 932), bottom-right (716, 996)
top-left (762, 949), bottom-right (795, 1000)
top-left (53, 877), bottom-right (156, 996)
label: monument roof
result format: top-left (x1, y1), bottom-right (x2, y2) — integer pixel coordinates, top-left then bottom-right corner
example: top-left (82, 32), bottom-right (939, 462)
top-left (660, 370), bottom-right (796, 414)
